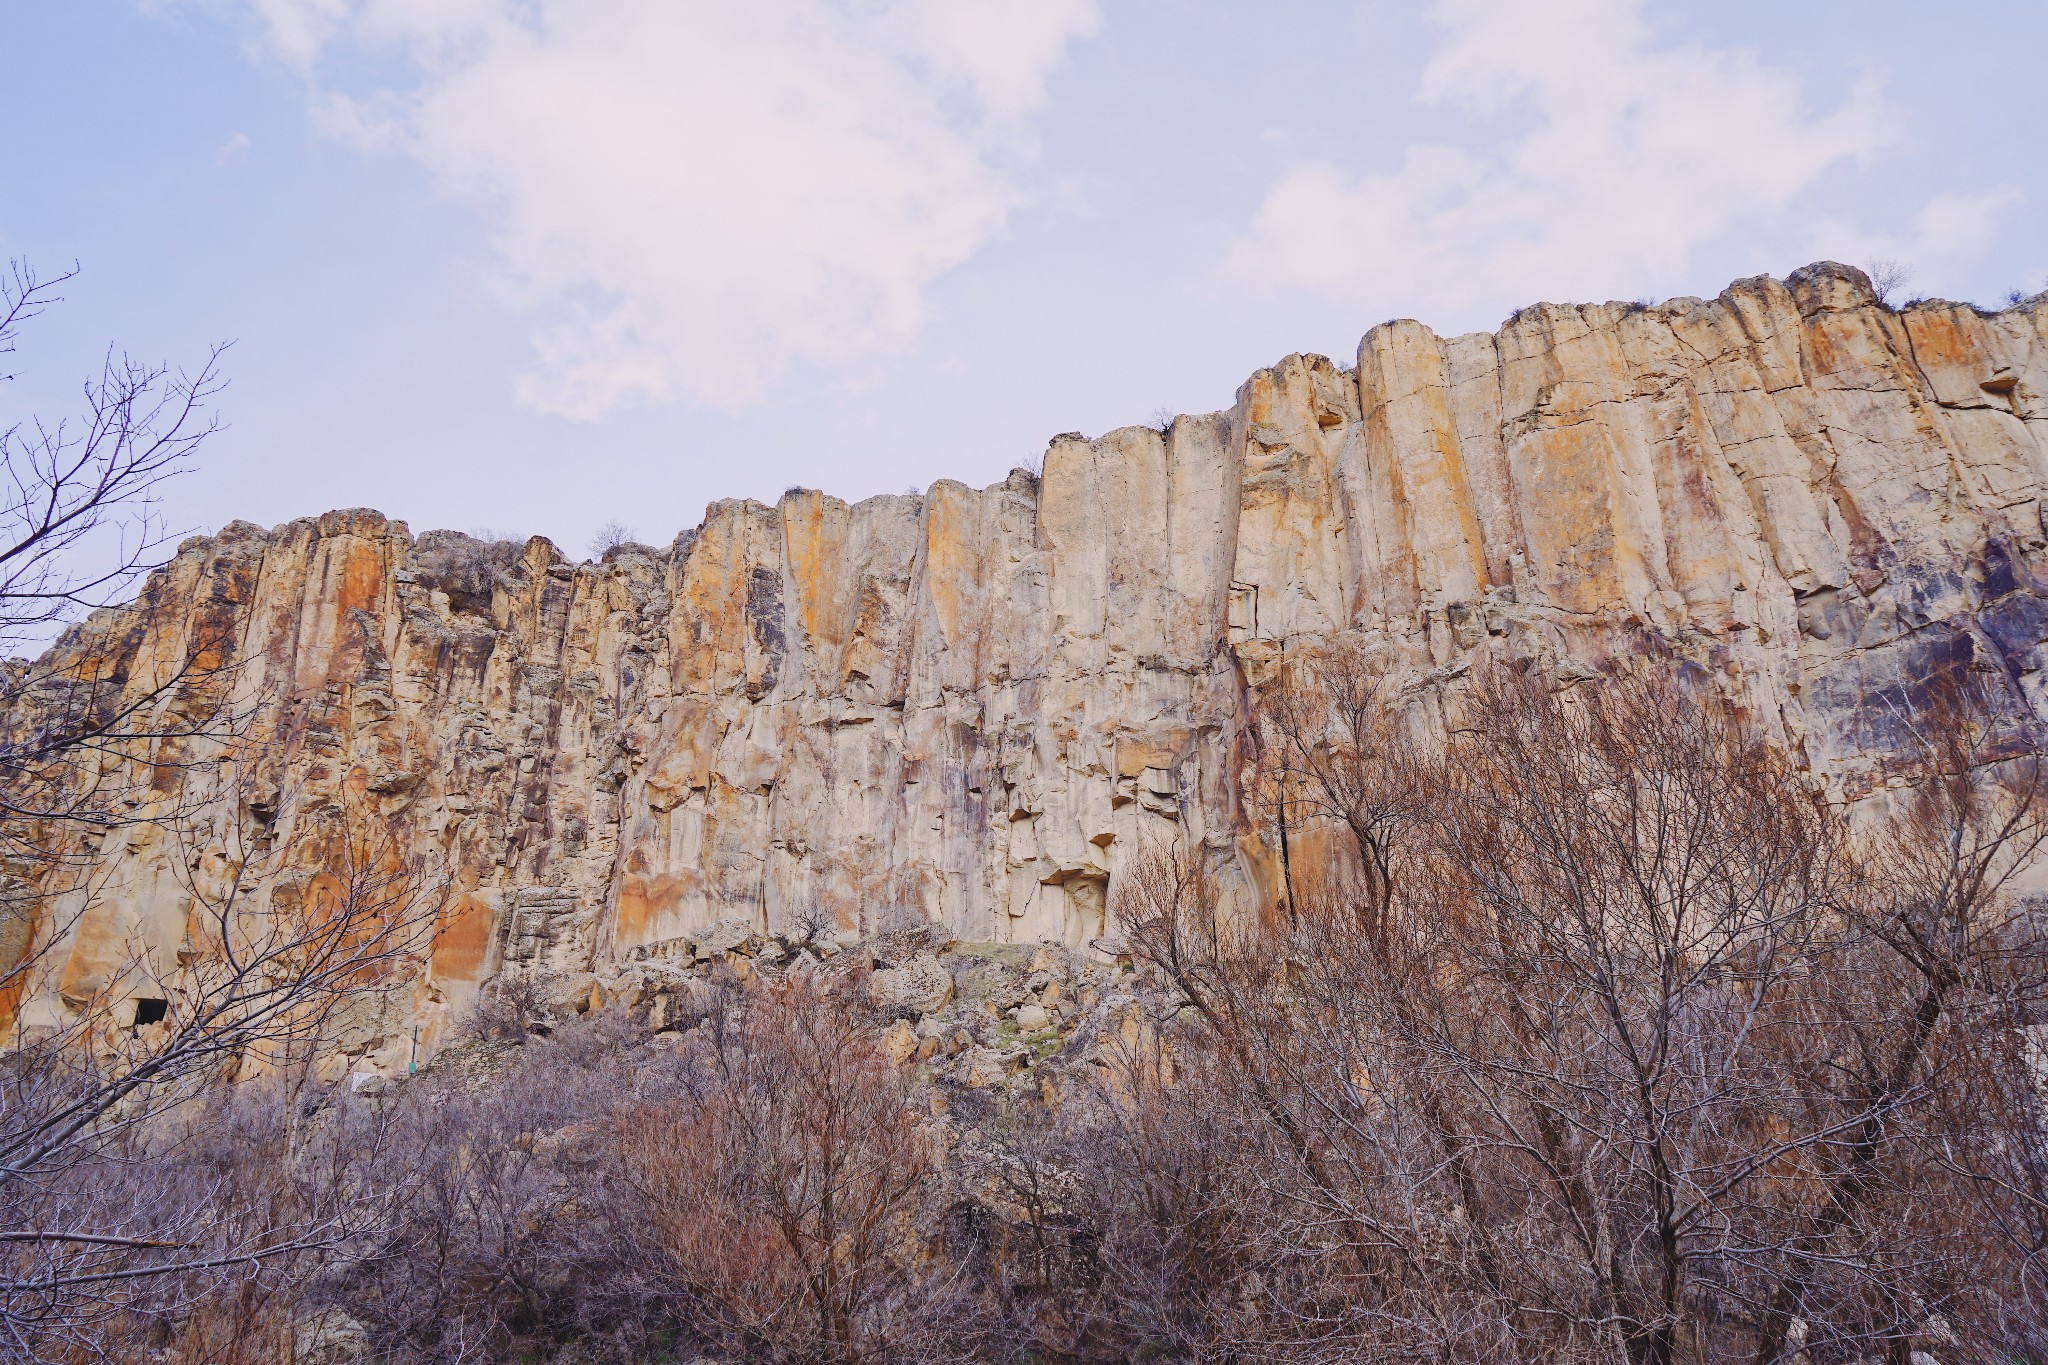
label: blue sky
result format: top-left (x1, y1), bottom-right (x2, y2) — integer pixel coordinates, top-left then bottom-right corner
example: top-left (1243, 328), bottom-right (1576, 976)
top-left (3, 0), bottom-right (2044, 567)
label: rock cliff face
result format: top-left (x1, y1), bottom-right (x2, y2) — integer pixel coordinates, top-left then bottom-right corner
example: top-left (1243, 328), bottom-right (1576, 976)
top-left (9, 263), bottom-right (2048, 1069)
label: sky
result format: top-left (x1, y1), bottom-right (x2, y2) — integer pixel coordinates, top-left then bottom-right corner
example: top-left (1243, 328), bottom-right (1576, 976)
top-left (2, 0), bottom-right (2044, 577)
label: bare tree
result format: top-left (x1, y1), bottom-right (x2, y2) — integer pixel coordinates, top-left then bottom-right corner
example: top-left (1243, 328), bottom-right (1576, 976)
top-left (1252, 635), bottom-right (1420, 937)
top-left (1117, 666), bottom-right (2048, 1364)
top-left (1866, 259), bottom-right (1914, 308)
top-left (586, 519), bottom-right (638, 559)
top-left (1744, 679), bottom-right (2048, 1365)
top-left (0, 261), bottom-right (224, 649)
top-left (0, 268), bottom-right (452, 1355)
top-left (0, 261), bottom-right (242, 976)
top-left (0, 790), bottom-right (435, 1357)
top-left (621, 973), bottom-right (948, 1364)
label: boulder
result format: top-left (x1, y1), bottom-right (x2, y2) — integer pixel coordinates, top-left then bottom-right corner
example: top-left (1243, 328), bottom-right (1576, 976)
top-left (292, 1310), bottom-right (370, 1365)
top-left (960, 1047), bottom-right (1028, 1088)
top-left (869, 954), bottom-right (954, 1016)
top-left (693, 919), bottom-right (764, 962)
top-left (880, 1018), bottom-right (918, 1065)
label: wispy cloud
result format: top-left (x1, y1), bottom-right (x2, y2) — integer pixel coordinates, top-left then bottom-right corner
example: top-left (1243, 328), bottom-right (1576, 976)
top-left (1231, 0), bottom-right (2012, 321)
top-left (209, 0), bottom-right (1100, 417)
top-left (1803, 190), bottom-right (2023, 294)
top-left (213, 130), bottom-right (251, 164)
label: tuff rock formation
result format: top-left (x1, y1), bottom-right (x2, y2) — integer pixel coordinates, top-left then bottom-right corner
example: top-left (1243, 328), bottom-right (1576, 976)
top-left (7, 262), bottom-right (2047, 1074)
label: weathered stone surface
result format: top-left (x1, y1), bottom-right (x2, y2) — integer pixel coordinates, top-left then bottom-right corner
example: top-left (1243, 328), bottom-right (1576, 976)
top-left (960, 1046), bottom-right (1028, 1089)
top-left (293, 1310), bottom-right (371, 1365)
top-left (6, 264), bottom-right (2047, 1068)
top-left (869, 954), bottom-right (955, 1017)
top-left (880, 1018), bottom-right (919, 1066)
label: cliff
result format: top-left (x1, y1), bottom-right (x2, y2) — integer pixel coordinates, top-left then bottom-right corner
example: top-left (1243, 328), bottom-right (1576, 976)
top-left (8, 262), bottom-right (2047, 1070)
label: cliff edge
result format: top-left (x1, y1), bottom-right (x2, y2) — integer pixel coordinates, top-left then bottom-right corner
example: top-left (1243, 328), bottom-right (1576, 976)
top-left (9, 262), bottom-right (2047, 1071)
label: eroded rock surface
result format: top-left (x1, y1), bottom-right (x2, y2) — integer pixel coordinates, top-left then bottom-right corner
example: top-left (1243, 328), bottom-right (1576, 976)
top-left (8, 263), bottom-right (2047, 1070)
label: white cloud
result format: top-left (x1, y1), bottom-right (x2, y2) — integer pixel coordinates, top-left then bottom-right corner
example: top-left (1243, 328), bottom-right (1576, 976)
top-left (1805, 190), bottom-right (2023, 296)
top-left (239, 0), bottom-right (349, 72)
top-left (894, 0), bottom-right (1101, 117)
top-left (1229, 0), bottom-right (2013, 320)
top-left (213, 130), bottom-right (251, 164)
top-left (221, 0), bottom-right (1099, 416)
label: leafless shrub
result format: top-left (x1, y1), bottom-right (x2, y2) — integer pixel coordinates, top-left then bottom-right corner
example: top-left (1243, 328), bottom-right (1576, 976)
top-left (17, 655), bottom-right (2043, 1365)
top-left (1104, 665), bottom-right (2048, 1364)
top-left (334, 1009), bottom-right (675, 1363)
top-left (79, 1075), bottom-right (418, 1365)
top-left (0, 803), bottom-right (435, 1356)
top-left (1867, 259), bottom-right (1914, 307)
top-left (586, 518), bottom-right (638, 559)
top-left (465, 969), bottom-right (561, 1042)
top-left (785, 898), bottom-right (836, 951)
top-left (619, 973), bottom-right (975, 1364)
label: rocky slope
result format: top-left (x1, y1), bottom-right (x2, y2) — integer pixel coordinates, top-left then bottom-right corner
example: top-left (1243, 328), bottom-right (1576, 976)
top-left (7, 262), bottom-right (2046, 1073)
